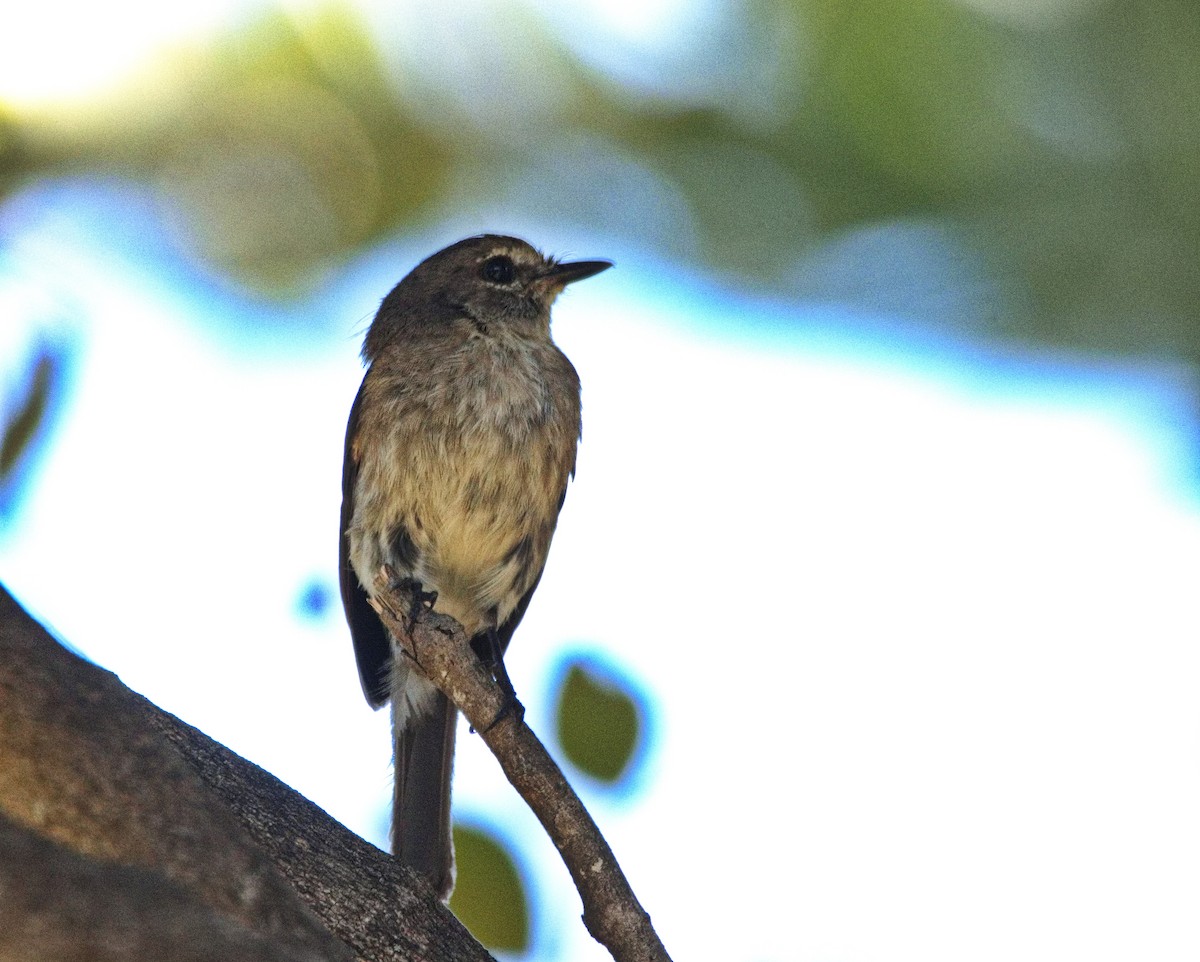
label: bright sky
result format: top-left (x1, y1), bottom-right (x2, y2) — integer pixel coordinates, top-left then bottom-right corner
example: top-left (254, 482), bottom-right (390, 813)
top-left (0, 0), bottom-right (701, 109)
top-left (3, 177), bottom-right (1200, 962)
top-left (0, 3), bottom-right (237, 107)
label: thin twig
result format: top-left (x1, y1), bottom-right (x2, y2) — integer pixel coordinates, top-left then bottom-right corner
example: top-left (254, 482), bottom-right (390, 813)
top-left (369, 567), bottom-right (672, 962)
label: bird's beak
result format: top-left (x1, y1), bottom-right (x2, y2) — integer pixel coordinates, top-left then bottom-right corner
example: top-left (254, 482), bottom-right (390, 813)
top-left (538, 259), bottom-right (613, 294)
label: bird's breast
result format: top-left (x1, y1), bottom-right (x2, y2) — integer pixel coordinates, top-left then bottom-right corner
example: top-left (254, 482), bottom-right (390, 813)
top-left (350, 332), bottom-right (580, 634)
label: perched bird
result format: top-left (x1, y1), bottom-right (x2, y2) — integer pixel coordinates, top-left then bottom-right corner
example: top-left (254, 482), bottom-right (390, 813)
top-left (339, 234), bottom-right (611, 899)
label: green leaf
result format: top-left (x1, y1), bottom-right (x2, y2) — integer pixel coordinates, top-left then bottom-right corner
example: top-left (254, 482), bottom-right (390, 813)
top-left (449, 824), bottom-right (529, 953)
top-left (554, 659), bottom-right (641, 785)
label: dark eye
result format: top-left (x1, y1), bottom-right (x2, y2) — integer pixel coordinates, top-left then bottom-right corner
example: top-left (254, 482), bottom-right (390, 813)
top-left (482, 255), bottom-right (516, 284)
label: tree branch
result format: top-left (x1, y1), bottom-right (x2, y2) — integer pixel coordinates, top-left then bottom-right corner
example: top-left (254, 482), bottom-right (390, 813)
top-left (369, 567), bottom-right (672, 962)
top-left (0, 582), bottom-right (492, 962)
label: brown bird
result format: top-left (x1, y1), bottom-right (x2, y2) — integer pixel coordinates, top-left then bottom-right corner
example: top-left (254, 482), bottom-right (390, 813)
top-left (339, 235), bottom-right (611, 899)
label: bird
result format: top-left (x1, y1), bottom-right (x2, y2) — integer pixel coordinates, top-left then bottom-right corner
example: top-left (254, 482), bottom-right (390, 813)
top-left (339, 234), bottom-right (611, 900)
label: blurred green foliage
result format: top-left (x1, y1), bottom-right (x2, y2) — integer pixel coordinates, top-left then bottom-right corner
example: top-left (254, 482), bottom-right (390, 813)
top-left (0, 348), bottom-right (54, 481)
top-left (449, 823), bottom-right (529, 952)
top-left (0, 342), bottom-right (64, 521)
top-left (555, 659), bottom-right (640, 783)
top-left (1, 0), bottom-right (1196, 368)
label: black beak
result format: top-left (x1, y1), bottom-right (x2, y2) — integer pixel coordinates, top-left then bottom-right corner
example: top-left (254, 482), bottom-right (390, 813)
top-left (543, 259), bottom-right (613, 286)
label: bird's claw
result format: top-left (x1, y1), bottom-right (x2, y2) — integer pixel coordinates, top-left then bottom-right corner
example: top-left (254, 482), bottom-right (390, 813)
top-left (389, 576), bottom-right (437, 632)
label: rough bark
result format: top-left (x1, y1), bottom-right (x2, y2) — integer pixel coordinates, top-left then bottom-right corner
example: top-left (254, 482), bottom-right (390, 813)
top-left (0, 583), bottom-right (491, 962)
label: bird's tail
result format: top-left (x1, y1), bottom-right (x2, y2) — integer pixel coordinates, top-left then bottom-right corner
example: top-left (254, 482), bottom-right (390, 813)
top-left (392, 690), bottom-right (457, 901)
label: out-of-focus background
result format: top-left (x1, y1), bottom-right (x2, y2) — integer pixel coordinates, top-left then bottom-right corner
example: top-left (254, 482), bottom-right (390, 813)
top-left (3, 0), bottom-right (1199, 959)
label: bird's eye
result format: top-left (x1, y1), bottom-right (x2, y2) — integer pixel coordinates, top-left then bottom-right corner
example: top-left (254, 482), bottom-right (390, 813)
top-left (482, 255), bottom-right (516, 284)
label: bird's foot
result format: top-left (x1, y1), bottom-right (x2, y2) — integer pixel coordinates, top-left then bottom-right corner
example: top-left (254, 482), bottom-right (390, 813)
top-left (388, 576), bottom-right (437, 633)
top-left (477, 694), bottom-right (525, 734)
top-left (474, 625), bottom-right (524, 732)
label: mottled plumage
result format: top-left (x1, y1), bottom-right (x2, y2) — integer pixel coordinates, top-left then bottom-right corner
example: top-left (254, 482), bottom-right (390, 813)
top-left (339, 235), bottom-right (610, 899)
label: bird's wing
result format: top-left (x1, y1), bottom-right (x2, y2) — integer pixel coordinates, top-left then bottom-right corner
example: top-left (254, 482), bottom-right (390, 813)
top-left (340, 376), bottom-right (392, 708)
top-left (469, 479), bottom-right (568, 663)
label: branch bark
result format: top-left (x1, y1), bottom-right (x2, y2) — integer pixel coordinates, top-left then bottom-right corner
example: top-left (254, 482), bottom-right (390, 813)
top-left (0, 582), bottom-right (491, 962)
top-left (369, 567), bottom-right (672, 962)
